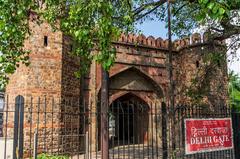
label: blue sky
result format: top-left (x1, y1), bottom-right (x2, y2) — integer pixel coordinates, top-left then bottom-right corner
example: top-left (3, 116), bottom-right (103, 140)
top-left (138, 20), bottom-right (240, 75)
top-left (136, 20), bottom-right (168, 39)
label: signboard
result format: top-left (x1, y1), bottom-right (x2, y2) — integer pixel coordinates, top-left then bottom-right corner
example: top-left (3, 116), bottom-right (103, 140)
top-left (185, 118), bottom-right (233, 155)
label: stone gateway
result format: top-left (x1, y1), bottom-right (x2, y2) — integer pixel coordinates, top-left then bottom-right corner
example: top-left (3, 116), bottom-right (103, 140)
top-left (4, 18), bottom-right (228, 157)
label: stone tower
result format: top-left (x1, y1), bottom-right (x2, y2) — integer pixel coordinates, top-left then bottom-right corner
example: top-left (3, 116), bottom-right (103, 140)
top-left (5, 17), bottom-right (83, 155)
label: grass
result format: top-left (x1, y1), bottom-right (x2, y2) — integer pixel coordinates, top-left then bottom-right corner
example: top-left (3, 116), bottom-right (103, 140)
top-left (37, 154), bottom-right (69, 159)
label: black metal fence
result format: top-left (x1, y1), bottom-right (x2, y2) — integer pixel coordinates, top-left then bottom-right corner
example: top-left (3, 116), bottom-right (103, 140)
top-left (0, 95), bottom-right (237, 159)
top-left (0, 109), bottom-right (3, 137)
top-left (173, 105), bottom-right (234, 159)
top-left (232, 110), bottom-right (240, 159)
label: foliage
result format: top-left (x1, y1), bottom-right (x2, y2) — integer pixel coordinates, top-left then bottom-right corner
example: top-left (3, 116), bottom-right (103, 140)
top-left (0, 0), bottom-right (239, 89)
top-left (37, 154), bottom-right (69, 159)
top-left (52, 0), bottom-right (134, 74)
top-left (0, 0), bottom-right (134, 88)
top-left (229, 71), bottom-right (240, 111)
top-left (0, 1), bottom-right (34, 89)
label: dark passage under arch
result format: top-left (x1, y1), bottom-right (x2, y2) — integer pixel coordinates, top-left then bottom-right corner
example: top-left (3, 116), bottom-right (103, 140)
top-left (109, 93), bottom-right (149, 147)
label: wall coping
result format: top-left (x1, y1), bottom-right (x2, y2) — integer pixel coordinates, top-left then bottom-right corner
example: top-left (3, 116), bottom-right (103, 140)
top-left (116, 32), bottom-right (225, 52)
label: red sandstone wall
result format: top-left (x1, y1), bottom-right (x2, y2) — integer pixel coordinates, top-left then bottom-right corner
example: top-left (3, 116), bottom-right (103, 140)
top-left (6, 20), bottom-right (63, 101)
top-left (4, 21), bottom-right (229, 154)
top-left (5, 24), bottom-right (228, 108)
top-left (174, 33), bottom-right (228, 109)
top-left (61, 35), bottom-right (81, 99)
top-left (4, 18), bottom-right (65, 156)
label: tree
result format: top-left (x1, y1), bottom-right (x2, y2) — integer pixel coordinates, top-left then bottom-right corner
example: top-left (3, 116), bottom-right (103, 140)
top-left (229, 71), bottom-right (240, 111)
top-left (0, 0), bottom-right (239, 88)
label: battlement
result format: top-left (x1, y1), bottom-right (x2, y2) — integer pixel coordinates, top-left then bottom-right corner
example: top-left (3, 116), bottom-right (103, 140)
top-left (118, 32), bottom-right (224, 51)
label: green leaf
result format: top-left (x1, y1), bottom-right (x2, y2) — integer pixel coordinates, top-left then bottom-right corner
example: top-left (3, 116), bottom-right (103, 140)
top-left (74, 30), bottom-right (80, 37)
top-left (196, 12), bottom-right (206, 21)
top-left (212, 5), bottom-right (219, 14)
top-left (0, 56), bottom-right (4, 63)
top-left (202, 0), bottom-right (209, 4)
top-left (207, 2), bottom-right (215, 10)
top-left (5, 64), bottom-right (15, 74)
top-left (0, 20), bottom-right (5, 29)
top-left (218, 8), bottom-right (226, 15)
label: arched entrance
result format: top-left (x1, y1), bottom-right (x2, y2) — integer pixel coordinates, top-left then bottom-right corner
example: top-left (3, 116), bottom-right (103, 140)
top-left (109, 93), bottom-right (149, 146)
top-left (96, 67), bottom-right (165, 152)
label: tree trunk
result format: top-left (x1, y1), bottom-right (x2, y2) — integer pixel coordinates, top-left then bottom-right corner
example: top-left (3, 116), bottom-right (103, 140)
top-left (101, 67), bottom-right (109, 159)
top-left (167, 0), bottom-right (176, 156)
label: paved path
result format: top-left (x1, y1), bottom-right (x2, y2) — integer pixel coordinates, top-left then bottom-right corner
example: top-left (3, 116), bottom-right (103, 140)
top-left (0, 138), bottom-right (13, 159)
top-left (72, 144), bottom-right (163, 159)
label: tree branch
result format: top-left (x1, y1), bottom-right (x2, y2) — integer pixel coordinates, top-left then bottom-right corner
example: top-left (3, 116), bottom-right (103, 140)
top-left (210, 27), bottom-right (224, 33)
top-left (214, 24), bottom-right (240, 41)
top-left (135, 4), bottom-right (162, 21)
top-left (173, 2), bottom-right (188, 16)
top-left (133, 0), bottom-right (167, 17)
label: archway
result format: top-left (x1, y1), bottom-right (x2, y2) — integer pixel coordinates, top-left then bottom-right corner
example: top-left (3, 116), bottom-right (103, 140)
top-left (96, 67), bottom-right (165, 150)
top-left (109, 93), bottom-right (149, 147)
top-left (109, 67), bottom-right (164, 98)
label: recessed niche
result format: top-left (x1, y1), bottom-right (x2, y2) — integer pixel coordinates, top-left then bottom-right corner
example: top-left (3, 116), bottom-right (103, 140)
top-left (44, 36), bottom-right (48, 47)
top-left (196, 61), bottom-right (200, 68)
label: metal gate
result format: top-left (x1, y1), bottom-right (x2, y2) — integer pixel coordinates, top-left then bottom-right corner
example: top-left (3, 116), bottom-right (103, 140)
top-left (232, 110), bottom-right (240, 158)
top-left (173, 105), bottom-right (234, 159)
top-left (1, 95), bottom-right (168, 159)
top-left (0, 95), bottom-right (237, 159)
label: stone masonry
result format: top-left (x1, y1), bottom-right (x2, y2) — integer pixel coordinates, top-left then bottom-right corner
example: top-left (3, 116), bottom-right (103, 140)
top-left (5, 18), bottom-right (228, 156)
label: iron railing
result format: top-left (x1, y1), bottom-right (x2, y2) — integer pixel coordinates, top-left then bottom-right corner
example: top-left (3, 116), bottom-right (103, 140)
top-left (173, 105), bottom-right (234, 159)
top-left (0, 95), bottom-right (237, 159)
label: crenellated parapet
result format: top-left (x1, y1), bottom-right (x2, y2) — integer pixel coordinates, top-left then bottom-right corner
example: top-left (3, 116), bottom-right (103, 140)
top-left (118, 33), bottom-right (169, 49)
top-left (117, 32), bottom-right (224, 51)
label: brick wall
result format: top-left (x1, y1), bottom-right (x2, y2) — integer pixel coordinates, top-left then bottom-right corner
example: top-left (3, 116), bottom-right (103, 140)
top-left (5, 21), bottom-right (228, 155)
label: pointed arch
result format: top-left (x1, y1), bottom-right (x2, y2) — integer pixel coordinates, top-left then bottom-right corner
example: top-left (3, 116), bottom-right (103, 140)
top-left (109, 91), bottom-right (150, 106)
top-left (109, 66), bottom-right (164, 97)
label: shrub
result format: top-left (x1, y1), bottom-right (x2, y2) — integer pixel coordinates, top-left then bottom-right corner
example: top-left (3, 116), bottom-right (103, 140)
top-left (37, 154), bottom-right (69, 159)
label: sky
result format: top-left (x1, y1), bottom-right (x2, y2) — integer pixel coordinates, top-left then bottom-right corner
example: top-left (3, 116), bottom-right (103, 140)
top-left (136, 20), bottom-right (168, 39)
top-left (137, 20), bottom-right (240, 75)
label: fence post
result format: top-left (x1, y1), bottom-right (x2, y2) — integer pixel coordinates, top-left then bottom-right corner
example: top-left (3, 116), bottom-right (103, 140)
top-left (13, 97), bottom-right (19, 159)
top-left (162, 102), bottom-right (168, 159)
top-left (13, 95), bottom-right (24, 159)
top-left (232, 108), bottom-right (240, 159)
top-left (19, 96), bottom-right (24, 159)
top-left (33, 129), bottom-right (38, 159)
top-left (85, 131), bottom-right (89, 159)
